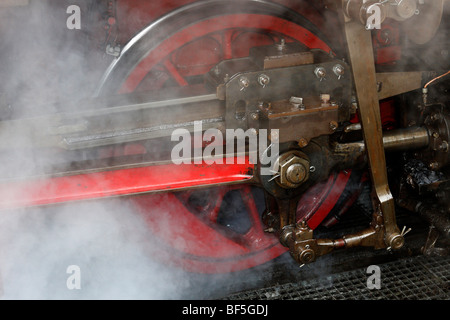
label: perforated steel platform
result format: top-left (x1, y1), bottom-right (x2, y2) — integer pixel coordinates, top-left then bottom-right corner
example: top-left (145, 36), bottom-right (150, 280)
top-left (224, 255), bottom-right (450, 300)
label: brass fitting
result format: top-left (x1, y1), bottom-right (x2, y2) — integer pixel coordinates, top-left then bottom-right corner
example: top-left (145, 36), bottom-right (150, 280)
top-left (273, 151), bottom-right (310, 189)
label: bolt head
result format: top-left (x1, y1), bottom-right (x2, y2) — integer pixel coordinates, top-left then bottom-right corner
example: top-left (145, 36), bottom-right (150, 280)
top-left (258, 74), bottom-right (270, 87)
top-left (333, 64), bottom-right (345, 76)
top-left (250, 112), bottom-right (259, 121)
top-left (314, 67), bottom-right (326, 79)
top-left (276, 152), bottom-right (310, 189)
top-left (275, 38), bottom-right (286, 51)
top-left (286, 163), bottom-right (307, 184)
top-left (298, 248), bottom-right (315, 264)
top-left (239, 76), bottom-right (249, 88)
top-left (298, 138), bottom-right (308, 148)
top-left (389, 234), bottom-right (405, 250)
top-left (329, 121), bottom-right (338, 132)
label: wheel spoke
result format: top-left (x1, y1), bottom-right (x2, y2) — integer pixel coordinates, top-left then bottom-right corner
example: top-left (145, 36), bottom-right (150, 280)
top-left (222, 29), bottom-right (235, 60)
top-left (163, 58), bottom-right (188, 87)
top-left (206, 187), bottom-right (227, 223)
top-left (238, 186), bottom-right (276, 250)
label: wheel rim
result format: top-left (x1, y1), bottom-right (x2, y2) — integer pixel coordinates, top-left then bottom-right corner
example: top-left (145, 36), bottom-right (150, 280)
top-left (296, 170), bottom-right (365, 230)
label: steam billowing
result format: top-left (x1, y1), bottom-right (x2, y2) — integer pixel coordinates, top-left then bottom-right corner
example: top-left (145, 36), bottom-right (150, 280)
top-left (0, 0), bottom-right (280, 299)
top-left (0, 200), bottom-right (191, 299)
top-left (0, 0), bottom-right (447, 300)
top-left (0, 1), bottom-right (189, 299)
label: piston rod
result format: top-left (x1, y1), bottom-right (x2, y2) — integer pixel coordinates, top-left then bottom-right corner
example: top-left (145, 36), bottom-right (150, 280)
top-left (382, 126), bottom-right (430, 152)
top-left (339, 126), bottom-right (430, 154)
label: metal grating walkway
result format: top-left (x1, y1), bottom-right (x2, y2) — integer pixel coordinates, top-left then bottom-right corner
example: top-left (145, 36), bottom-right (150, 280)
top-left (224, 255), bottom-right (450, 300)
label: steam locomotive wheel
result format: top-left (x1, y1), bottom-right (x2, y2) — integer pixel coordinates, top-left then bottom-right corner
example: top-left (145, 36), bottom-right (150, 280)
top-left (98, 0), bottom-right (360, 273)
top-left (130, 185), bottom-right (287, 273)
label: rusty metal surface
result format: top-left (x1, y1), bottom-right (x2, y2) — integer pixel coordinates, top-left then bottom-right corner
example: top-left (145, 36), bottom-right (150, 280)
top-left (249, 41), bottom-right (314, 69)
top-left (259, 98), bottom-right (339, 144)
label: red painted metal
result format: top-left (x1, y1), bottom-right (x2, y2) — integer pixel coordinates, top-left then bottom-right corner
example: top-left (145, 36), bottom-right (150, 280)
top-left (114, 1), bottom-right (339, 48)
top-left (0, 157), bottom-right (253, 210)
top-left (321, 171), bottom-right (369, 228)
top-left (133, 186), bottom-right (287, 273)
top-left (373, 23), bottom-right (402, 66)
top-left (108, 10), bottom-right (328, 271)
top-left (106, 7), bottom-right (344, 272)
top-left (350, 98), bottom-right (397, 130)
top-left (45, 2), bottom-right (347, 272)
top-left (163, 58), bottom-right (189, 87)
top-left (379, 98), bottom-right (397, 130)
top-left (120, 14), bottom-right (331, 93)
top-left (296, 171), bottom-right (352, 230)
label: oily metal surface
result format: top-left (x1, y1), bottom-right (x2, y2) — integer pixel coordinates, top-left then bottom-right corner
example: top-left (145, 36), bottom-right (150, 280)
top-left (223, 254), bottom-right (450, 300)
top-left (344, 20), bottom-right (401, 249)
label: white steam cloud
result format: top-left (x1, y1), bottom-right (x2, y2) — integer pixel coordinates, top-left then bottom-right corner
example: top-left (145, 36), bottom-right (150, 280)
top-left (0, 1), bottom-right (280, 299)
top-left (0, 1), bottom-right (195, 300)
top-left (2, 0), bottom-right (446, 301)
top-left (0, 200), bottom-right (191, 299)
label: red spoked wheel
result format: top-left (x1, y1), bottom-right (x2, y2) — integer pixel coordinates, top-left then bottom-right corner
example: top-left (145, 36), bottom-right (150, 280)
top-left (96, 0), bottom-right (333, 95)
top-left (131, 185), bottom-right (286, 273)
top-left (97, 0), bottom-right (359, 273)
top-left (117, 14), bottom-right (328, 93)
